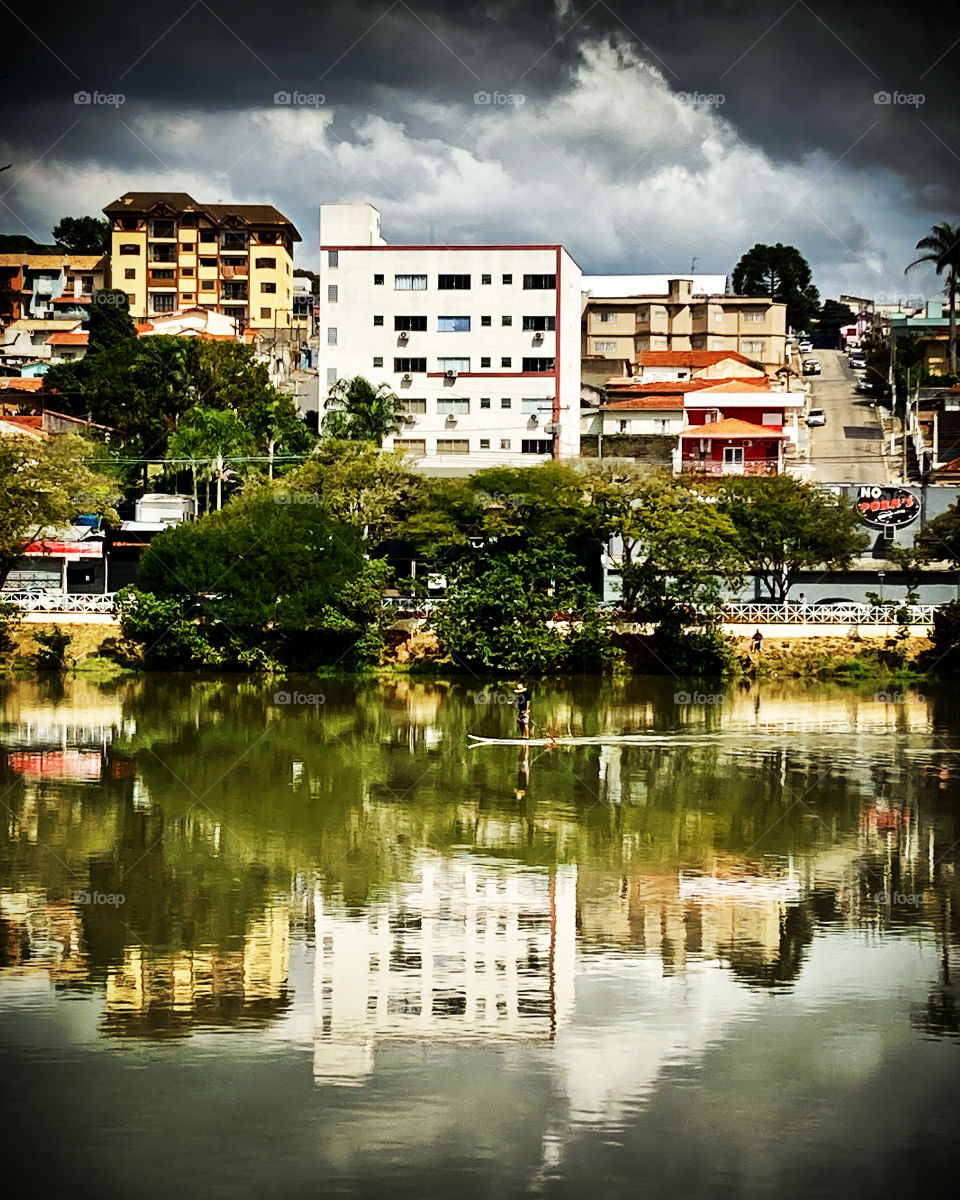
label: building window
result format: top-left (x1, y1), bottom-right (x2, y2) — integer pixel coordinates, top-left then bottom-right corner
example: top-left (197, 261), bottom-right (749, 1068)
top-left (395, 315), bottom-right (427, 331)
top-left (502, 274), bottom-right (512, 285)
top-left (397, 397), bottom-right (427, 414)
top-left (181, 292), bottom-right (195, 301)
top-left (480, 438), bottom-right (490, 449)
top-left (260, 307), bottom-right (272, 319)
top-left (522, 398), bottom-right (548, 414)
top-left (327, 284), bottom-right (338, 302)
top-left (481, 315), bottom-right (491, 327)
top-left (438, 357), bottom-right (470, 373)
top-left (501, 398), bottom-right (511, 409)
top-left (124, 268), bottom-right (136, 280)
top-left (522, 315), bottom-right (556, 331)
top-left (328, 250), bottom-right (339, 267)
top-left (438, 398), bottom-right (469, 415)
top-left (502, 315), bottom-right (512, 326)
top-left (150, 293), bottom-right (176, 313)
top-left (438, 315), bottom-right (470, 332)
top-left (201, 280), bottom-right (216, 291)
top-left (151, 219), bottom-right (175, 238)
top-left (438, 274), bottom-right (471, 289)
top-left (479, 357), bottom-right (490, 368)
top-left (714, 311), bottom-right (724, 323)
top-left (126, 293), bottom-right (136, 306)
top-left (522, 439), bottom-right (553, 453)
top-left (151, 268), bottom-right (175, 280)
top-left (394, 439), bottom-right (426, 456)
top-left (119, 243), bottom-right (140, 255)
top-left (199, 229), bottom-right (216, 243)
top-left (480, 397), bottom-right (491, 409)
top-left (501, 357), bottom-right (512, 368)
top-left (395, 274), bottom-right (427, 290)
top-left (522, 357), bottom-right (555, 371)
top-left (327, 367), bottom-right (337, 386)
top-left (373, 314), bottom-right (383, 326)
top-left (594, 341), bottom-right (616, 351)
top-left (523, 274), bottom-right (556, 289)
top-left (743, 340), bottom-right (764, 355)
top-left (500, 438), bottom-right (511, 449)
top-left (619, 420), bottom-right (628, 433)
top-left (374, 274), bottom-right (384, 285)
top-left (394, 357), bottom-right (427, 372)
top-left (743, 310), bottom-right (766, 322)
top-left (181, 266), bottom-right (195, 277)
top-left (327, 327), bottom-right (338, 345)
top-left (481, 273), bottom-right (491, 285)
top-left (373, 356), bottom-right (383, 367)
top-left (261, 281), bottom-right (277, 293)
top-left (256, 257), bottom-right (277, 269)
top-left (597, 311), bottom-right (613, 323)
top-left (180, 241), bottom-right (194, 252)
top-left (437, 438), bottom-right (469, 453)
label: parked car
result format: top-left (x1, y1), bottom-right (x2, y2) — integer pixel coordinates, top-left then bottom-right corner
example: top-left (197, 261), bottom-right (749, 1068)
top-left (850, 359), bottom-right (866, 372)
top-left (806, 408), bottom-right (826, 426)
top-left (798, 339), bottom-right (813, 352)
top-left (802, 359), bottom-right (821, 375)
top-left (856, 377), bottom-right (874, 394)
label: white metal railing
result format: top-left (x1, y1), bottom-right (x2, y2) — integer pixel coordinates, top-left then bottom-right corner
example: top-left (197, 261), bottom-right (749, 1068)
top-left (2, 591), bottom-right (118, 614)
top-left (721, 602), bottom-right (936, 625)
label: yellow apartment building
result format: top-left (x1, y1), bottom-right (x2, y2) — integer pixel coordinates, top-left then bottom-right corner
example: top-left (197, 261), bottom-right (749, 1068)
top-left (103, 191), bottom-right (300, 331)
top-left (582, 277), bottom-right (788, 370)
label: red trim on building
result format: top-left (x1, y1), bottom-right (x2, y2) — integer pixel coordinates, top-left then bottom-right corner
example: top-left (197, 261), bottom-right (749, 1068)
top-left (425, 371), bottom-right (555, 379)
top-left (320, 244), bottom-right (565, 252)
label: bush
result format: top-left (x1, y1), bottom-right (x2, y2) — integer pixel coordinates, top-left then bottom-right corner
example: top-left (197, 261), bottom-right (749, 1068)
top-left (32, 626), bottom-right (72, 671)
top-left (925, 600), bottom-right (960, 675)
top-left (0, 600), bottom-right (20, 656)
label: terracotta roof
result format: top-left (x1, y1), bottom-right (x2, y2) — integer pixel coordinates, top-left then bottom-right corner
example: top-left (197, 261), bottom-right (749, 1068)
top-left (0, 414), bottom-right (42, 428)
top-left (47, 331), bottom-right (89, 346)
top-left (51, 294), bottom-right (93, 304)
top-left (0, 378), bottom-right (43, 391)
top-left (604, 378), bottom-right (716, 393)
top-left (602, 397), bottom-right (685, 411)
top-left (0, 253), bottom-right (105, 270)
top-left (680, 417), bottom-right (787, 439)
top-left (637, 350), bottom-right (756, 368)
top-left (693, 379), bottom-right (774, 394)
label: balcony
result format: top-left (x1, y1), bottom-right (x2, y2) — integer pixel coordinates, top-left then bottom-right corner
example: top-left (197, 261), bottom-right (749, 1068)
top-left (147, 246), bottom-right (178, 265)
top-left (220, 262), bottom-right (248, 280)
top-left (219, 235), bottom-right (248, 252)
top-left (147, 271), bottom-right (177, 289)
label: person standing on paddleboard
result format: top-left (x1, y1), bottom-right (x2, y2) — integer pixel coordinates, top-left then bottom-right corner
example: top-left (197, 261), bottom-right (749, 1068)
top-left (514, 682), bottom-right (531, 738)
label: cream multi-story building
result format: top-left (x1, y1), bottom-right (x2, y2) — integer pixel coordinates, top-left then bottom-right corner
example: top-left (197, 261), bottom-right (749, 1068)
top-left (103, 191), bottom-right (300, 330)
top-left (582, 276), bottom-right (788, 370)
top-left (318, 203), bottom-right (582, 472)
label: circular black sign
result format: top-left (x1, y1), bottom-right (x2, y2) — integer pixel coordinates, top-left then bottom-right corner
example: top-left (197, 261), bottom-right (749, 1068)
top-left (856, 486), bottom-right (919, 528)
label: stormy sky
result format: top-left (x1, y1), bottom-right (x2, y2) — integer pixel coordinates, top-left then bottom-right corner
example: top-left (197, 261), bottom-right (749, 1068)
top-left (2, 0), bottom-right (958, 301)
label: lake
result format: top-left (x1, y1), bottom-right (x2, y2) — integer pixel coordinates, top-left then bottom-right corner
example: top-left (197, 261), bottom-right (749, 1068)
top-left (1, 673), bottom-right (958, 1199)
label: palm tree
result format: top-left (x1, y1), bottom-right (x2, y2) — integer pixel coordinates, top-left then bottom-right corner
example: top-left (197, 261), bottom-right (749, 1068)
top-left (322, 375), bottom-right (402, 446)
top-left (906, 220), bottom-right (960, 376)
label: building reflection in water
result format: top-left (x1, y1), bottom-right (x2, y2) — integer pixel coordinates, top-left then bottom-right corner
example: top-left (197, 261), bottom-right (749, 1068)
top-left (313, 854), bottom-right (577, 1084)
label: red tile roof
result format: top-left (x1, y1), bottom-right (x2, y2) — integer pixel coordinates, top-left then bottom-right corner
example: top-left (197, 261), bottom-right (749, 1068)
top-left (680, 417), bottom-right (787, 439)
top-left (0, 377), bottom-right (43, 391)
top-left (604, 378), bottom-right (716, 393)
top-left (637, 350), bottom-right (756, 368)
top-left (602, 397), bottom-right (685, 410)
top-left (0, 413), bottom-right (42, 429)
top-left (47, 331), bottom-right (89, 346)
top-left (693, 379), bottom-right (774, 394)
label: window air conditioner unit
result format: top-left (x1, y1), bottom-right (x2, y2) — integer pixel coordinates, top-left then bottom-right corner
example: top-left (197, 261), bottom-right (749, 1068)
top-left (533, 331), bottom-right (544, 344)
top-left (444, 369), bottom-right (458, 379)
top-left (402, 373), bottom-right (412, 382)
top-left (543, 421), bottom-right (559, 434)
top-left (398, 331), bottom-right (409, 342)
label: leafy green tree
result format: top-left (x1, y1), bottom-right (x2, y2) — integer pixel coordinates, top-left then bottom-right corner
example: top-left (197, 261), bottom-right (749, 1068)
top-left (167, 406), bottom-right (255, 510)
top-left (0, 435), bottom-right (119, 587)
top-left (731, 243), bottom-right (820, 332)
top-left (906, 220), bottom-right (960, 375)
top-left (433, 542), bottom-right (615, 673)
top-left (716, 475), bottom-right (869, 601)
top-left (323, 376), bottom-right (402, 445)
top-left (52, 215), bottom-right (110, 254)
top-left (817, 298), bottom-right (855, 337)
top-left (88, 289), bottom-right (137, 351)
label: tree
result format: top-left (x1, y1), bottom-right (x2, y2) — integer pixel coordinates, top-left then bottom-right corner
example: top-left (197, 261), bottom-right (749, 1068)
top-left (0, 436), bottom-right (119, 587)
top-left (914, 500), bottom-right (960, 564)
top-left (817, 299), bottom-right (855, 338)
top-left (906, 220), bottom-right (960, 375)
top-left (322, 376), bottom-right (402, 445)
top-left (166, 406), bottom-right (255, 511)
top-left (52, 215), bottom-right (110, 255)
top-left (731, 243), bottom-right (820, 332)
top-left (716, 475), bottom-right (869, 601)
top-left (88, 289), bottom-right (137, 351)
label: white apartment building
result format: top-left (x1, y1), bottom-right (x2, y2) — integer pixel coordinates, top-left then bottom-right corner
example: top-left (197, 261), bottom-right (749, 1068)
top-left (318, 204), bottom-right (582, 473)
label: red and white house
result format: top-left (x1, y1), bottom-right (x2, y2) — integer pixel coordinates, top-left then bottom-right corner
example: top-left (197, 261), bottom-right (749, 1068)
top-left (675, 378), bottom-right (804, 476)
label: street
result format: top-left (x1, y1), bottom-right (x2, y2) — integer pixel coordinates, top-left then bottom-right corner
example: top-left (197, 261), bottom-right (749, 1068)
top-left (805, 349), bottom-right (888, 484)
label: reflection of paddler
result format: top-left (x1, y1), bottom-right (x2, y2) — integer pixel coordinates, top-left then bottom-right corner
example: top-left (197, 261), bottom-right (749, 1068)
top-left (515, 743), bottom-right (530, 800)
top-left (514, 682), bottom-right (531, 738)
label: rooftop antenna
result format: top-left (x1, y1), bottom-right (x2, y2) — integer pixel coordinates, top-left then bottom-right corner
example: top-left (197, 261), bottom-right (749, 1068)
top-left (690, 256), bottom-right (697, 273)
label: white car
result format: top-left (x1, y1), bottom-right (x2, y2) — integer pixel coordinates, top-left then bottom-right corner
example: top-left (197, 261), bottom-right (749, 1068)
top-left (798, 339), bottom-right (813, 352)
top-left (850, 358), bottom-right (866, 372)
top-left (806, 408), bottom-right (826, 426)
top-left (856, 378), bottom-right (873, 394)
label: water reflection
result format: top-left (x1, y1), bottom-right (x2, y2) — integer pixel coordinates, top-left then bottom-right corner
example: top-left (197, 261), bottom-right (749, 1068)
top-left (1, 675), bottom-right (960, 1193)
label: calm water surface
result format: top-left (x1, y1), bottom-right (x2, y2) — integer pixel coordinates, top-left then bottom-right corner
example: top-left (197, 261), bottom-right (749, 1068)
top-left (1, 674), bottom-right (958, 1199)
